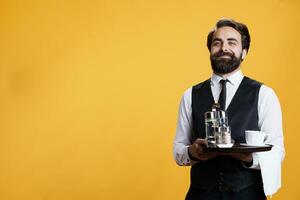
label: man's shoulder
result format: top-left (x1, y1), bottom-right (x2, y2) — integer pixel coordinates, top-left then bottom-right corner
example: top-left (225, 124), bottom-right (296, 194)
top-left (259, 84), bottom-right (278, 98)
top-left (241, 77), bottom-right (279, 101)
top-left (243, 76), bottom-right (263, 87)
top-left (182, 87), bottom-right (192, 97)
top-left (244, 77), bottom-right (278, 96)
top-left (180, 78), bottom-right (210, 102)
top-left (192, 79), bottom-right (211, 90)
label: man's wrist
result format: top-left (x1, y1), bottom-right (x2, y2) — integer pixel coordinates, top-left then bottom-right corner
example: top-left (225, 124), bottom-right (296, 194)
top-left (188, 146), bottom-right (201, 162)
top-left (243, 160), bottom-right (253, 167)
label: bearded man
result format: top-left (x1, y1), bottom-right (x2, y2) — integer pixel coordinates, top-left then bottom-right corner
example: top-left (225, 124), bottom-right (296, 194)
top-left (173, 19), bottom-right (285, 200)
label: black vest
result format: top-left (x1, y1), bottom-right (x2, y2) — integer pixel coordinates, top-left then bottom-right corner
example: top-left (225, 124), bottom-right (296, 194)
top-left (190, 76), bottom-right (263, 192)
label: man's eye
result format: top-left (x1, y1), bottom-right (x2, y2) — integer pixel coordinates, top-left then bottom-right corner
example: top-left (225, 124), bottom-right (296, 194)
top-left (229, 42), bottom-right (237, 45)
top-left (213, 42), bottom-right (220, 46)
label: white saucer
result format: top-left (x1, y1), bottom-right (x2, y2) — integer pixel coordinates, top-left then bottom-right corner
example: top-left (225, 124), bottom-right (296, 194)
top-left (216, 143), bottom-right (234, 148)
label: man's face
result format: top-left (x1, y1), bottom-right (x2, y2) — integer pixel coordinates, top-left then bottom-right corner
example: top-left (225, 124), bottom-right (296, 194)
top-left (209, 26), bottom-right (246, 75)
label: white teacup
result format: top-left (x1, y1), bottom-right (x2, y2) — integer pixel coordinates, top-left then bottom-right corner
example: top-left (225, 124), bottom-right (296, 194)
top-left (245, 130), bottom-right (266, 145)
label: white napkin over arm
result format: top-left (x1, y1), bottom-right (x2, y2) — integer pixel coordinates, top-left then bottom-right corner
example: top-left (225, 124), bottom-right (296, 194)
top-left (256, 145), bottom-right (283, 196)
top-left (247, 85), bottom-right (285, 196)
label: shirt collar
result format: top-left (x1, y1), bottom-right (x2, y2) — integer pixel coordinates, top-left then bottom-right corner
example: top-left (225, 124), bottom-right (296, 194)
top-left (210, 70), bottom-right (244, 86)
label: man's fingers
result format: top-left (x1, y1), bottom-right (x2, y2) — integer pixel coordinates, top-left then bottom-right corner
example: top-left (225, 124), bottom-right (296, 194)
top-left (191, 139), bottom-right (220, 161)
top-left (194, 138), bottom-right (208, 146)
top-left (194, 143), bottom-right (203, 154)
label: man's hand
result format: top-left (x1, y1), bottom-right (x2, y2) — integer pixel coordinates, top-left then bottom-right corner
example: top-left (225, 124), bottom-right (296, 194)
top-left (224, 152), bottom-right (253, 163)
top-left (188, 139), bottom-right (219, 161)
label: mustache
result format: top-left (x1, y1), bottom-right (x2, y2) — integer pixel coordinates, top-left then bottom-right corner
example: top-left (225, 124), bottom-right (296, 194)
top-left (214, 51), bottom-right (234, 58)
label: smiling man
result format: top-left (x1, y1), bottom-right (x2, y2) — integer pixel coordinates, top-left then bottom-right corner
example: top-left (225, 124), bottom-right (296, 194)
top-left (173, 19), bottom-right (285, 200)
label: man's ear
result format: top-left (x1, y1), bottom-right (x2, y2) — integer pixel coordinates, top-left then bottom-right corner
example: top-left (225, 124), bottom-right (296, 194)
top-left (242, 49), bottom-right (247, 60)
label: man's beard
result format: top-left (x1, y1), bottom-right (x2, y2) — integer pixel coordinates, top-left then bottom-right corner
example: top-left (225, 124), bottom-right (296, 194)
top-left (210, 51), bottom-right (242, 74)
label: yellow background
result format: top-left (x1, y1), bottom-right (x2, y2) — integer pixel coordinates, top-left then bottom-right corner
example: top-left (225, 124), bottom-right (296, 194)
top-left (0, 0), bottom-right (299, 199)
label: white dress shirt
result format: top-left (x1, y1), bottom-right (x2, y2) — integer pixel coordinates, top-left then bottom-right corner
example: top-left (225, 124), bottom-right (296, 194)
top-left (173, 70), bottom-right (285, 168)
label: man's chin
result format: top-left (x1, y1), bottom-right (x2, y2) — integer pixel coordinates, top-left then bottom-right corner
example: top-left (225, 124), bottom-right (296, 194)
top-left (212, 64), bottom-right (239, 75)
top-left (213, 70), bottom-right (229, 75)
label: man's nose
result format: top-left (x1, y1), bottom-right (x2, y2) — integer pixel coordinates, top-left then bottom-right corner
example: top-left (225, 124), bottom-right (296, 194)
top-left (221, 43), bottom-right (229, 52)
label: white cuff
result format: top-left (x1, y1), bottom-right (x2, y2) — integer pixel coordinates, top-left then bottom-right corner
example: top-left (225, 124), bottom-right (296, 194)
top-left (175, 146), bottom-right (193, 166)
top-left (244, 152), bottom-right (260, 169)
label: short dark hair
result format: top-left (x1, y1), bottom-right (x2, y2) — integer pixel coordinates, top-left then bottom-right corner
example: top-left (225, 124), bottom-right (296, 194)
top-left (207, 19), bottom-right (251, 52)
